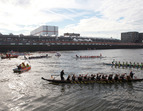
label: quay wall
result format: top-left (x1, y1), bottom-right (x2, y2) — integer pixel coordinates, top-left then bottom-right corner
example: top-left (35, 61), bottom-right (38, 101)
top-left (0, 44), bottom-right (143, 52)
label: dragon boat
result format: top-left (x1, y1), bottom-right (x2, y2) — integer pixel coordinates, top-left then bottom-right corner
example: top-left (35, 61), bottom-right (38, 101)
top-left (1, 55), bottom-right (18, 59)
top-left (27, 55), bottom-right (51, 59)
top-left (41, 77), bottom-right (143, 84)
top-left (76, 54), bottom-right (104, 59)
top-left (103, 63), bottom-right (143, 69)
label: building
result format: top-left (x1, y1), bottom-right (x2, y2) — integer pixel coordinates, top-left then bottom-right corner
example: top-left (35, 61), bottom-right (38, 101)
top-left (121, 32), bottom-right (139, 43)
top-left (30, 25), bottom-right (58, 36)
top-left (1, 33), bottom-right (143, 52)
top-left (139, 33), bottom-right (143, 43)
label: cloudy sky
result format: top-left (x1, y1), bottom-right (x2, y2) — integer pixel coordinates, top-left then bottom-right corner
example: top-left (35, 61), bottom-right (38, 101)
top-left (0, 0), bottom-right (143, 39)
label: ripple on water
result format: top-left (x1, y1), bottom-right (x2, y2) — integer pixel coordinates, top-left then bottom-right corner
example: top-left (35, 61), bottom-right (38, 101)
top-left (1, 50), bottom-right (143, 111)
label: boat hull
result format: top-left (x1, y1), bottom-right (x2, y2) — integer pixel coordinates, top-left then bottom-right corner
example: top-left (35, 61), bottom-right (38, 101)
top-left (1, 55), bottom-right (18, 59)
top-left (103, 63), bottom-right (143, 69)
top-left (13, 66), bottom-right (31, 73)
top-left (41, 77), bottom-right (143, 84)
top-left (28, 56), bottom-right (51, 59)
top-left (77, 56), bottom-right (103, 58)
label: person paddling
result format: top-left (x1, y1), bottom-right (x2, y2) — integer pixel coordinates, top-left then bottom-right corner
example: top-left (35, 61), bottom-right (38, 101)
top-left (115, 61), bottom-right (117, 67)
top-left (76, 55), bottom-right (79, 58)
top-left (122, 62), bottom-right (125, 67)
top-left (126, 61), bottom-right (128, 67)
top-left (112, 59), bottom-right (115, 66)
top-left (130, 71), bottom-right (134, 79)
top-left (140, 63), bottom-right (143, 69)
top-left (133, 62), bottom-right (136, 68)
top-left (67, 75), bottom-right (71, 81)
top-left (118, 61), bottom-right (121, 67)
top-left (60, 70), bottom-right (65, 80)
top-left (17, 64), bottom-right (21, 69)
top-left (137, 63), bottom-right (139, 68)
top-left (129, 62), bottom-right (132, 68)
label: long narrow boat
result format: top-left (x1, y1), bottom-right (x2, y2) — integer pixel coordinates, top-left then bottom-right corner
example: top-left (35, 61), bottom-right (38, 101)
top-left (76, 55), bottom-right (104, 59)
top-left (41, 77), bottom-right (143, 84)
top-left (103, 63), bottom-right (143, 69)
top-left (1, 55), bottom-right (18, 59)
top-left (13, 66), bottom-right (31, 73)
top-left (28, 55), bottom-right (51, 59)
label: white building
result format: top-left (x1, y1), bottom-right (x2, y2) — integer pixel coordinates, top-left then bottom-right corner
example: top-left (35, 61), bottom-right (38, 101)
top-left (30, 25), bottom-right (58, 36)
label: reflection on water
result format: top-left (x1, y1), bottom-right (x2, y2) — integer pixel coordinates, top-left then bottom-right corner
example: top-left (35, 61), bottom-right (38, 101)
top-left (0, 49), bottom-right (143, 111)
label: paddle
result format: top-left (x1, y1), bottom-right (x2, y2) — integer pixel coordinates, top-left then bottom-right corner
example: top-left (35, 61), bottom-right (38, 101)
top-left (51, 74), bottom-right (60, 79)
top-left (51, 72), bottom-right (68, 79)
top-left (51, 73), bottom-right (68, 77)
top-left (24, 55), bottom-right (30, 63)
top-left (51, 74), bottom-right (59, 76)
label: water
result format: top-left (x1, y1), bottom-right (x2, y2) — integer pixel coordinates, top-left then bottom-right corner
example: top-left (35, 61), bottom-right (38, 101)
top-left (0, 49), bottom-right (143, 111)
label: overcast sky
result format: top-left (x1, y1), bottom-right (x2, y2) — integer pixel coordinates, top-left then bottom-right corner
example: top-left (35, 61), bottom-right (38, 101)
top-left (0, 0), bottom-right (143, 39)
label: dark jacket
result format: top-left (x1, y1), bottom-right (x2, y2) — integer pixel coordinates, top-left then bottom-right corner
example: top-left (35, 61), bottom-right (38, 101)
top-left (60, 70), bottom-right (64, 80)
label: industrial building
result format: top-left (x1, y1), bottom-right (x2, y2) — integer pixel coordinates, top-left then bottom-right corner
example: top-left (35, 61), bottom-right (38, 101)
top-left (121, 31), bottom-right (143, 43)
top-left (1, 31), bottom-right (143, 52)
top-left (139, 33), bottom-right (143, 42)
top-left (30, 25), bottom-right (58, 36)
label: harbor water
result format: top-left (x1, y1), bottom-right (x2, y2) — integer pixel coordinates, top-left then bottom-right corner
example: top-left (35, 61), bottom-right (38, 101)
top-left (0, 49), bottom-right (143, 111)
